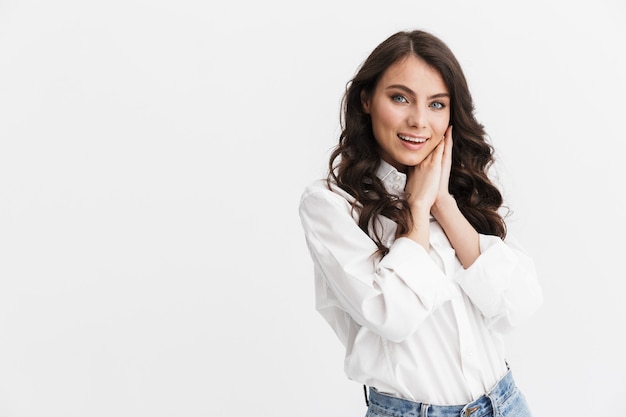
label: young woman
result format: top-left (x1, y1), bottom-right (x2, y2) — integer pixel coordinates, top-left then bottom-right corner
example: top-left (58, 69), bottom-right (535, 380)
top-left (299, 30), bottom-right (543, 416)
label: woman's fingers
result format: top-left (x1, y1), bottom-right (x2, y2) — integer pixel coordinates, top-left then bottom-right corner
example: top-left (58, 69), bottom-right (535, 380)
top-left (438, 125), bottom-right (453, 198)
top-left (442, 125), bottom-right (453, 171)
top-left (443, 125), bottom-right (453, 159)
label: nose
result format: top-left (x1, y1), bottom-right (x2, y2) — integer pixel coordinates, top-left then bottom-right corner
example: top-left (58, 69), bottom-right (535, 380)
top-left (407, 105), bottom-right (427, 128)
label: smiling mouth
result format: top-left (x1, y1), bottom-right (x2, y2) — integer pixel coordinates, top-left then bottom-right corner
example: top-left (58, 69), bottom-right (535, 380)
top-left (398, 134), bottom-right (427, 143)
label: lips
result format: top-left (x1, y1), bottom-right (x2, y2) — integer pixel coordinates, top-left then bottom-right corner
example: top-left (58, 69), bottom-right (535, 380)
top-left (398, 134), bottom-right (427, 143)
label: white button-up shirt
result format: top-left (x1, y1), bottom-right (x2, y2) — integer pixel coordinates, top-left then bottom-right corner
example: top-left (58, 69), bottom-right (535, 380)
top-left (298, 161), bottom-right (543, 405)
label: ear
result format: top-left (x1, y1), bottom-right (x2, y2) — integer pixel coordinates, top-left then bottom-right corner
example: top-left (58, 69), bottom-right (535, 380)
top-left (360, 90), bottom-right (371, 114)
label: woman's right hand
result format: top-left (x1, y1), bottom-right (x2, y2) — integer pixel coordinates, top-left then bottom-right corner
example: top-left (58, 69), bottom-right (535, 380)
top-left (404, 136), bottom-right (446, 216)
top-left (399, 137), bottom-right (446, 250)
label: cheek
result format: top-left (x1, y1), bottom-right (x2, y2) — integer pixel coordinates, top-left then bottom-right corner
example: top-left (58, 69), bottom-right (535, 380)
top-left (434, 113), bottom-right (450, 134)
top-left (371, 104), bottom-right (401, 131)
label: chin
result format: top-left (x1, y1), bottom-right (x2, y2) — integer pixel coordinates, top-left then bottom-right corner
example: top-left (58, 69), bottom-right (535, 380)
top-left (402, 157), bottom-right (427, 167)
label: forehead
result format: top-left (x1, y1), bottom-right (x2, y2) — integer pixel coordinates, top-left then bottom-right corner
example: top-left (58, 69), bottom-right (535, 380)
top-left (378, 55), bottom-right (448, 93)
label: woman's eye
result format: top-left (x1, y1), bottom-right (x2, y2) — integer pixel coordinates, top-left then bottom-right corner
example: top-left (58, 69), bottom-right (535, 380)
top-left (391, 95), bottom-right (408, 103)
top-left (430, 102), bottom-right (445, 110)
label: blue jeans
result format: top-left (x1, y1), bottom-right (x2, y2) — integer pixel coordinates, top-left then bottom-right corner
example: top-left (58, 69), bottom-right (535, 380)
top-left (365, 371), bottom-right (532, 417)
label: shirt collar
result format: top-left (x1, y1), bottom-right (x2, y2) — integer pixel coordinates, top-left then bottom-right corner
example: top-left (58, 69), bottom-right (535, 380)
top-left (376, 160), bottom-right (406, 196)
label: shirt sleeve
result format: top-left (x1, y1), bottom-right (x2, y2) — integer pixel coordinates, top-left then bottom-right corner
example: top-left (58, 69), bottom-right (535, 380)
top-left (453, 234), bottom-right (543, 333)
top-left (299, 184), bottom-right (460, 343)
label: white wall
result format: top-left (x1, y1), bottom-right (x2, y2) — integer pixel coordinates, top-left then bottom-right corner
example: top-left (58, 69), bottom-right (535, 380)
top-left (0, 0), bottom-right (624, 415)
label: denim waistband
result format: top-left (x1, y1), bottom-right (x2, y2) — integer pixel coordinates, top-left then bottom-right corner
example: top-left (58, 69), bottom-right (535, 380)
top-left (367, 370), bottom-right (518, 417)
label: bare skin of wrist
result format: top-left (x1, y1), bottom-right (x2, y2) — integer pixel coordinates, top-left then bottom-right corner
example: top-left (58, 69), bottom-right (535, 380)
top-left (398, 203), bottom-right (432, 252)
top-left (431, 194), bottom-right (456, 218)
top-left (431, 196), bottom-right (480, 268)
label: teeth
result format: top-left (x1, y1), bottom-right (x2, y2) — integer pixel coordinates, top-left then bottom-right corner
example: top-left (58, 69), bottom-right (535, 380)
top-left (399, 134), bottom-right (426, 143)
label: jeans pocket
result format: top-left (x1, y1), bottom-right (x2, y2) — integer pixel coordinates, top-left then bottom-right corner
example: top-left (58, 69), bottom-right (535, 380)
top-left (497, 387), bottom-right (533, 417)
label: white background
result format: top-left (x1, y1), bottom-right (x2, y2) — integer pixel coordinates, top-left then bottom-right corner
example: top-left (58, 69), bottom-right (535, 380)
top-left (0, 0), bottom-right (624, 416)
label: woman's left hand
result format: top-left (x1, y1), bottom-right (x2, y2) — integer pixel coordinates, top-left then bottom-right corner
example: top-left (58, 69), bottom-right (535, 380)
top-left (431, 125), bottom-right (481, 267)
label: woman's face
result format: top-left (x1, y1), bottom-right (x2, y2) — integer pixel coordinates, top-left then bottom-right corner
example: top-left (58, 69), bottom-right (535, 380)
top-left (362, 55), bottom-right (450, 172)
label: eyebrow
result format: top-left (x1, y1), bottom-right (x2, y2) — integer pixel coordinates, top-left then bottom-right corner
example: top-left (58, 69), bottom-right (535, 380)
top-left (386, 84), bottom-right (450, 100)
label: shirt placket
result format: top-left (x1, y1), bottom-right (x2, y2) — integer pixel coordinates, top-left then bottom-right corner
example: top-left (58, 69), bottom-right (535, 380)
top-left (451, 297), bottom-right (484, 399)
top-left (430, 236), bottom-right (484, 400)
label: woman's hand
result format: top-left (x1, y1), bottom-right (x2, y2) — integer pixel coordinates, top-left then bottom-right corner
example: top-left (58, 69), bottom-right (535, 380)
top-left (404, 132), bottom-right (447, 215)
top-left (399, 130), bottom-right (447, 250)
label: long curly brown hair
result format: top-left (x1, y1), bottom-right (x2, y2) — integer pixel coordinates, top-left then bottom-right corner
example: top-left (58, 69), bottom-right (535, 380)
top-left (328, 30), bottom-right (507, 256)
